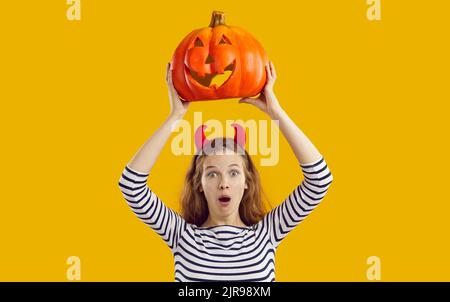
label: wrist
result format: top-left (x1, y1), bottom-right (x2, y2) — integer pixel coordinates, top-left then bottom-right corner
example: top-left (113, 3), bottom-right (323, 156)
top-left (169, 110), bottom-right (186, 120)
top-left (269, 105), bottom-right (285, 120)
top-left (166, 114), bottom-right (185, 133)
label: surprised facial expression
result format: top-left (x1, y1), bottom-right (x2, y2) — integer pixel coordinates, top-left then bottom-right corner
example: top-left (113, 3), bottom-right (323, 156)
top-left (200, 151), bottom-right (248, 219)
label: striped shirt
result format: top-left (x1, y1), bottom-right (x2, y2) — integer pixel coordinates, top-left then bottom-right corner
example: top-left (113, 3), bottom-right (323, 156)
top-left (118, 156), bottom-right (333, 281)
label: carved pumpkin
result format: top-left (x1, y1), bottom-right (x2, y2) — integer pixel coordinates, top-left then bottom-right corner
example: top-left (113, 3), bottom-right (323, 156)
top-left (171, 11), bottom-right (269, 101)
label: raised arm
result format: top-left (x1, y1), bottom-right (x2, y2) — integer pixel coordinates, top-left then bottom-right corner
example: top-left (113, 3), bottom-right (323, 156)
top-left (240, 61), bottom-right (333, 247)
top-left (240, 62), bottom-right (322, 165)
top-left (118, 63), bottom-right (190, 252)
top-left (127, 63), bottom-right (189, 173)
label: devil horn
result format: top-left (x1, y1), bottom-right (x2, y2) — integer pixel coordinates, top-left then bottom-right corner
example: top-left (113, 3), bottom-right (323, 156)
top-left (231, 123), bottom-right (246, 149)
top-left (194, 124), bottom-right (210, 151)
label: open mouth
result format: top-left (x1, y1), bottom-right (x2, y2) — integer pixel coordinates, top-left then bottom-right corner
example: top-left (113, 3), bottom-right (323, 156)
top-left (187, 60), bottom-right (235, 88)
top-left (218, 196), bottom-right (231, 206)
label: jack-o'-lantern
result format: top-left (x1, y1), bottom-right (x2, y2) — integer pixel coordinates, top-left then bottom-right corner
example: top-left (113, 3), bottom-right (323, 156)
top-left (171, 11), bottom-right (269, 101)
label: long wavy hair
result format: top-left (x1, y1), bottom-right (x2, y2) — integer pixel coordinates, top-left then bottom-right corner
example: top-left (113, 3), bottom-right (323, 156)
top-left (180, 137), bottom-right (268, 227)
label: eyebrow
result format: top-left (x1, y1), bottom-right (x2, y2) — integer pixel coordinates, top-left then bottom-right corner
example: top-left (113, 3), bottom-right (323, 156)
top-left (205, 164), bottom-right (241, 170)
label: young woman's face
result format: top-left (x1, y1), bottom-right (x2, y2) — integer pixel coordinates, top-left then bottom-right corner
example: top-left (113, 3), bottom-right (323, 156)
top-left (200, 151), bottom-right (248, 221)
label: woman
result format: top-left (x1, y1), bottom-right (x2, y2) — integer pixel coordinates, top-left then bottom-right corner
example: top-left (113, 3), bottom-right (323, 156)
top-left (118, 61), bottom-right (333, 281)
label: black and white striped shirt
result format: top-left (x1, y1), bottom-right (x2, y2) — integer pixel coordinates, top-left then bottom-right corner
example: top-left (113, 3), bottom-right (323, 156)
top-left (118, 156), bottom-right (333, 281)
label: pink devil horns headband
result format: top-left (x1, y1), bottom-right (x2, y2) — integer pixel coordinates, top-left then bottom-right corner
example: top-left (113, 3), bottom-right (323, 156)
top-left (194, 123), bottom-right (246, 151)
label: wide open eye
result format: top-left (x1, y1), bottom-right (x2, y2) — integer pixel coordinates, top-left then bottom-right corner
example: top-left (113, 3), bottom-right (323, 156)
top-left (194, 37), bottom-right (204, 47)
top-left (230, 170), bottom-right (240, 177)
top-left (207, 171), bottom-right (218, 177)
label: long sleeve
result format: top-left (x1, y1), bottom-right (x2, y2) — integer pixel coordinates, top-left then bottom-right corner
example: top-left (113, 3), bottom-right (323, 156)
top-left (118, 165), bottom-right (186, 252)
top-left (264, 156), bottom-right (333, 248)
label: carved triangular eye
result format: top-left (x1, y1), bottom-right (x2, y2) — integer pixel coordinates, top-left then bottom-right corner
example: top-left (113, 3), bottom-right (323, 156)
top-left (219, 35), bottom-right (231, 45)
top-left (194, 37), bottom-right (204, 47)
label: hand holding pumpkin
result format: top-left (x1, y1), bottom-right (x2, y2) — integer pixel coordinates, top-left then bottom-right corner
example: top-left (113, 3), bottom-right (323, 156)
top-left (239, 61), bottom-right (283, 119)
top-left (166, 62), bottom-right (190, 118)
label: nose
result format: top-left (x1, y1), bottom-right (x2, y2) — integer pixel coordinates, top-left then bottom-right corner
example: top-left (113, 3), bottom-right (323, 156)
top-left (219, 177), bottom-right (230, 190)
top-left (205, 55), bottom-right (214, 64)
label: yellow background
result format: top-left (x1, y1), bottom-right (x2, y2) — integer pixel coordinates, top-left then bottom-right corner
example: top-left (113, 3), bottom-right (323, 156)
top-left (1, 0), bottom-right (449, 281)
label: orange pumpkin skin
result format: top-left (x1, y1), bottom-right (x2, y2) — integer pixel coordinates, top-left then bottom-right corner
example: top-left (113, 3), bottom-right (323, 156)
top-left (171, 11), bottom-right (269, 101)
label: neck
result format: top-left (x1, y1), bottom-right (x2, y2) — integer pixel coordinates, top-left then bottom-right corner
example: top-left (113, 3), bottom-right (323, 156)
top-left (202, 216), bottom-right (246, 228)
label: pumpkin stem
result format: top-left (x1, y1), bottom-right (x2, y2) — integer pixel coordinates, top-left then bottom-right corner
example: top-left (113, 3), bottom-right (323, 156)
top-left (209, 11), bottom-right (226, 27)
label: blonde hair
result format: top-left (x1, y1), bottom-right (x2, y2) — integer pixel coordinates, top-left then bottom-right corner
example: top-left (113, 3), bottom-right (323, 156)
top-left (180, 137), bottom-right (268, 226)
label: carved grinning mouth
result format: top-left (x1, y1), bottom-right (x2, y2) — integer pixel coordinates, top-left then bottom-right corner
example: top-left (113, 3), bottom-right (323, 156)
top-left (186, 60), bottom-right (236, 88)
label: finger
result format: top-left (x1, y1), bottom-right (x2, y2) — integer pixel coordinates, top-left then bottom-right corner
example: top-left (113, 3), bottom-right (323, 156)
top-left (265, 64), bottom-right (272, 80)
top-left (270, 61), bottom-right (276, 78)
top-left (182, 100), bottom-right (190, 108)
top-left (239, 98), bottom-right (259, 106)
top-left (239, 98), bottom-right (264, 110)
top-left (166, 62), bottom-right (170, 82)
top-left (168, 66), bottom-right (174, 85)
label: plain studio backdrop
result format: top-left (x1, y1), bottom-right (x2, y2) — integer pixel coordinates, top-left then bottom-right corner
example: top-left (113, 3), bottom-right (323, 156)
top-left (0, 0), bottom-right (449, 281)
